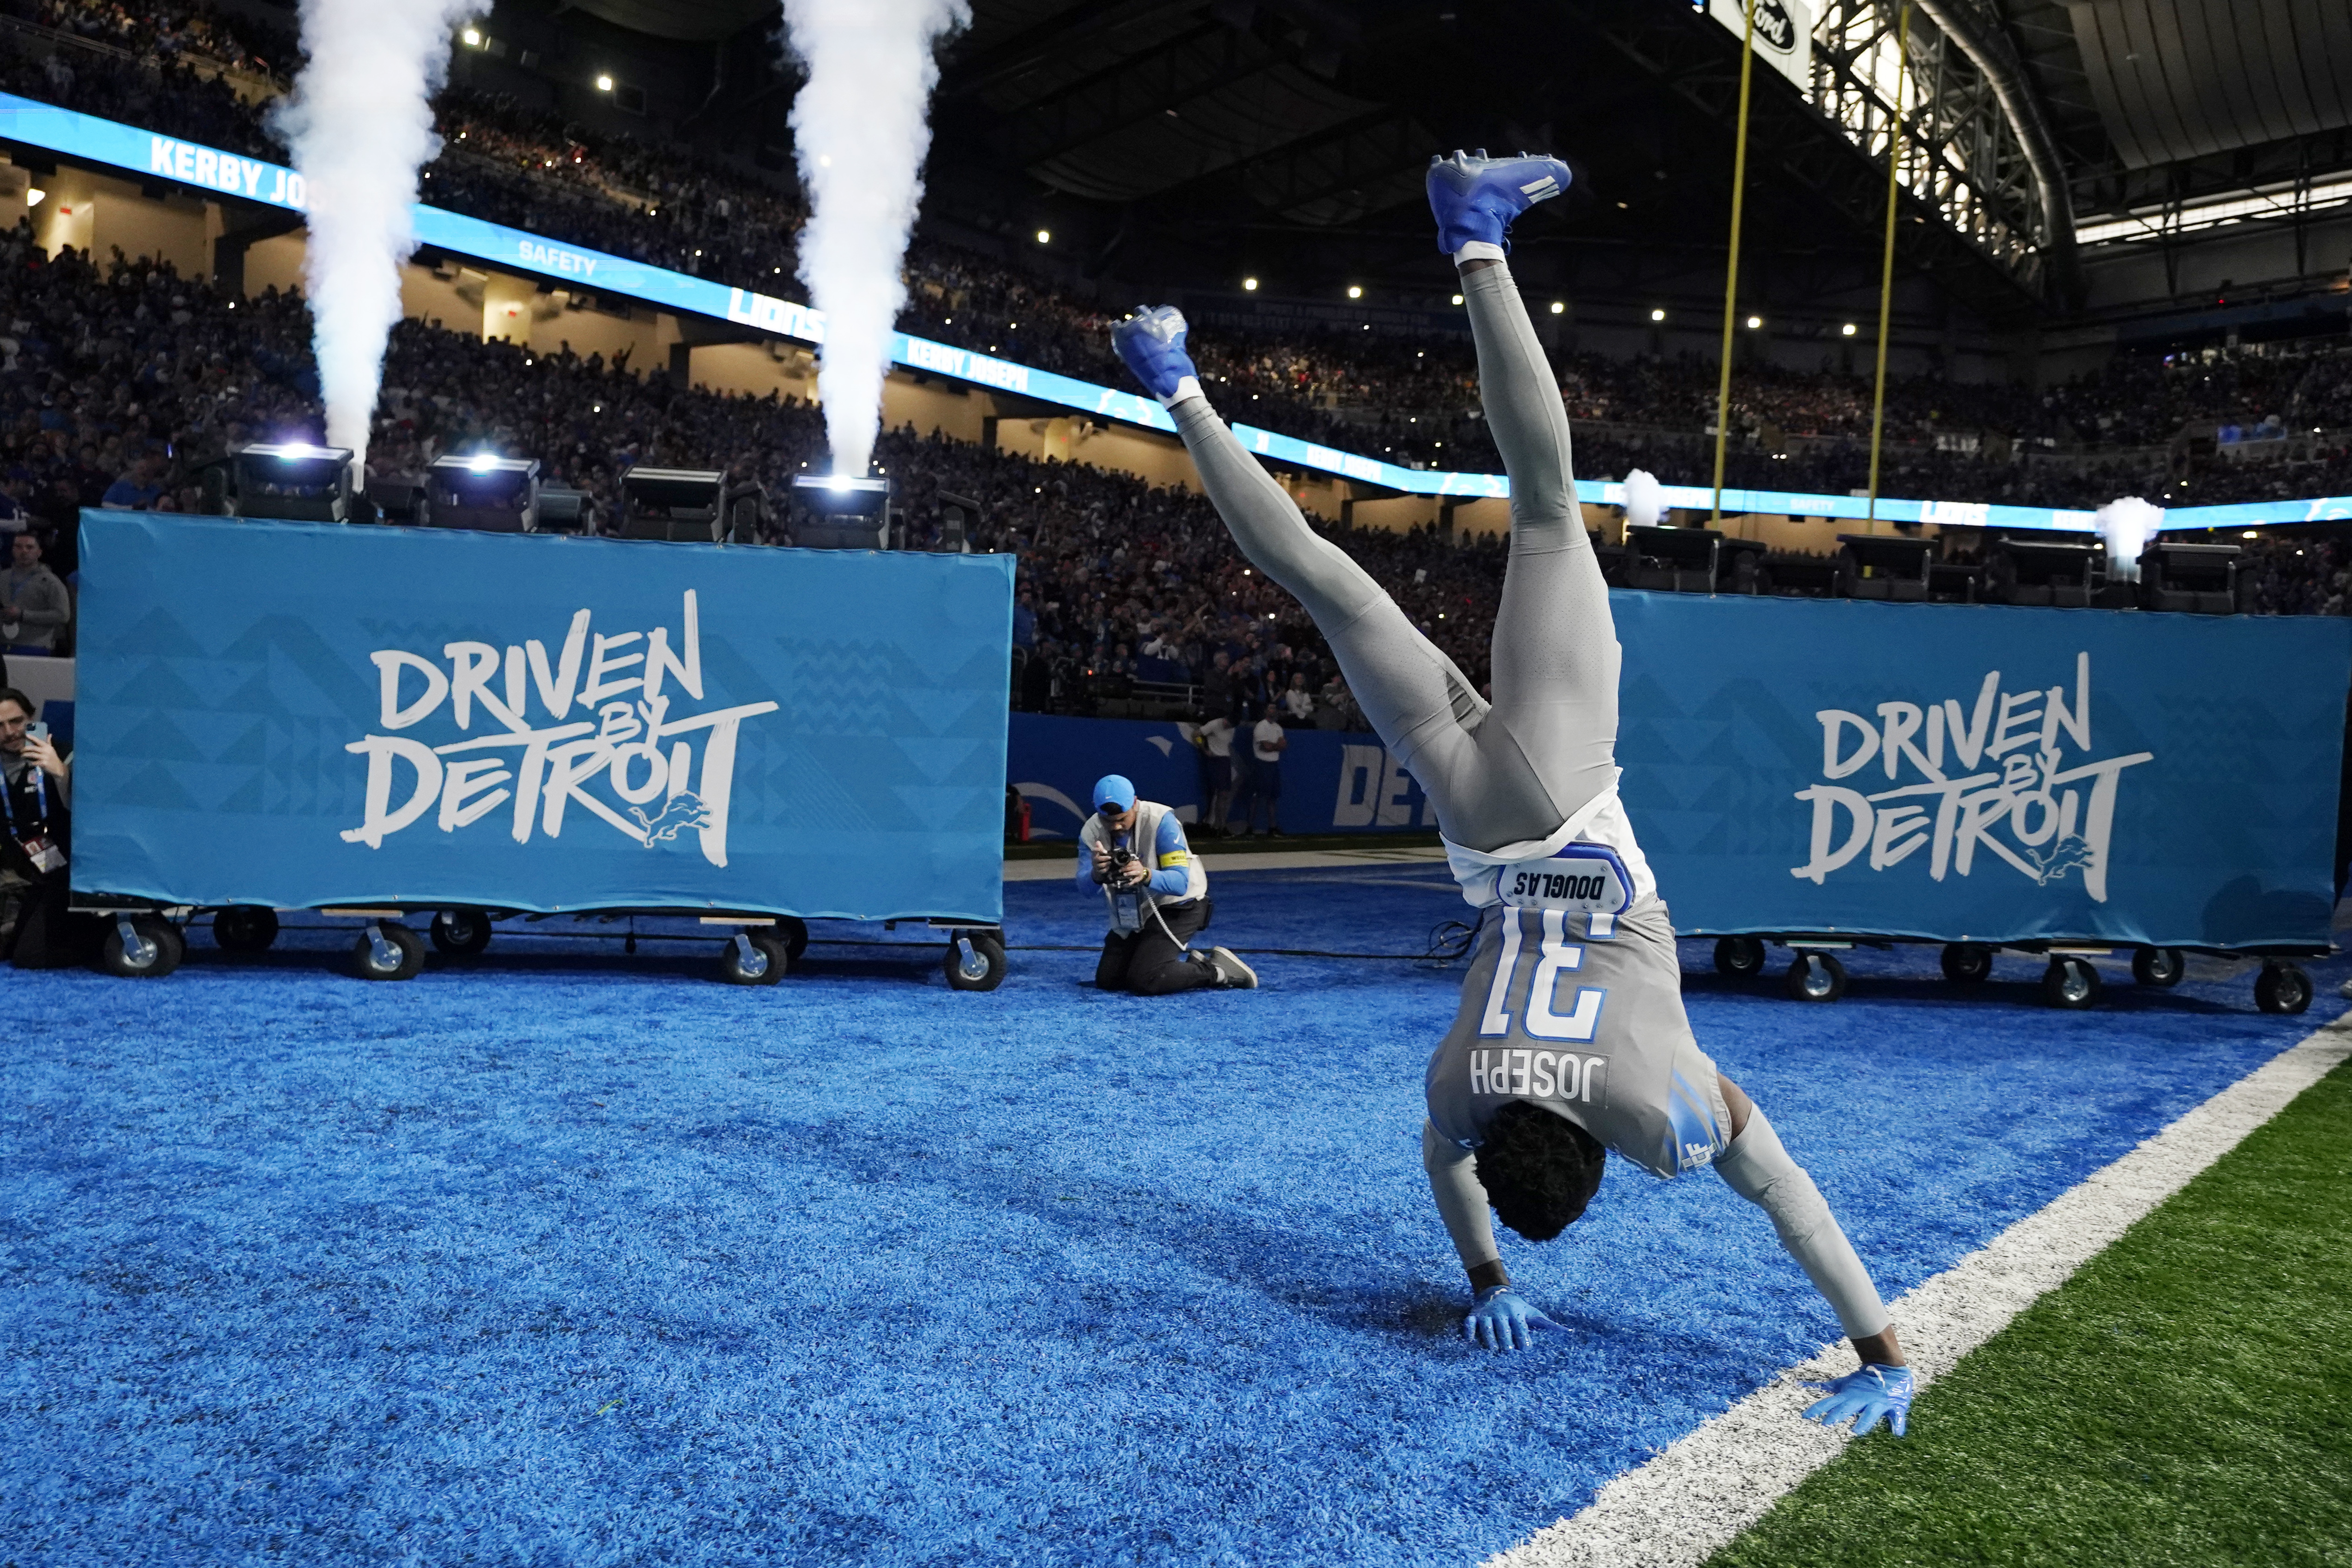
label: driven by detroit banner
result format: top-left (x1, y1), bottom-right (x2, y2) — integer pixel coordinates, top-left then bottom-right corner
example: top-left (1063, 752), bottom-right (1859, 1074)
top-left (73, 511), bottom-right (1012, 922)
top-left (1612, 592), bottom-right (2352, 949)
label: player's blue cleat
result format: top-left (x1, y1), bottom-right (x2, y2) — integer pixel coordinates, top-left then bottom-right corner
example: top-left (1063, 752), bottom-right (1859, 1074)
top-left (1801, 1363), bottom-right (1914, 1436)
top-left (1465, 1284), bottom-right (1562, 1351)
top-left (1426, 148), bottom-right (1574, 255)
top-left (1112, 305), bottom-right (1198, 402)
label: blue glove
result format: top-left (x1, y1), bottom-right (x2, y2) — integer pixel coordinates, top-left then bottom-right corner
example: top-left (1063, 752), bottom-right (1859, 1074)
top-left (1464, 1285), bottom-right (1561, 1351)
top-left (1112, 305), bottom-right (1198, 402)
top-left (1802, 1363), bottom-right (1914, 1437)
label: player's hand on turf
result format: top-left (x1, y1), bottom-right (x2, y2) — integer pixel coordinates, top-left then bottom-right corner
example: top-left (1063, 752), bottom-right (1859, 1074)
top-left (1801, 1363), bottom-right (1913, 1437)
top-left (1465, 1285), bottom-right (1560, 1351)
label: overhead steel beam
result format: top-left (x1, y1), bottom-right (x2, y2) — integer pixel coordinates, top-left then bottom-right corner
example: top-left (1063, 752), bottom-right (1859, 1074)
top-left (1909, 0), bottom-right (2081, 304)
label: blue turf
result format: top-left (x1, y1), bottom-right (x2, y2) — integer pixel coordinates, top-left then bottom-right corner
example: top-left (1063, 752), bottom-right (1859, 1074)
top-left (4, 868), bottom-right (2340, 1567)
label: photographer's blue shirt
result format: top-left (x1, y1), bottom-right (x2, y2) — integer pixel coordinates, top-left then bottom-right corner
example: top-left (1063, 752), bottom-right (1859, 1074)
top-left (1074, 807), bottom-right (1199, 898)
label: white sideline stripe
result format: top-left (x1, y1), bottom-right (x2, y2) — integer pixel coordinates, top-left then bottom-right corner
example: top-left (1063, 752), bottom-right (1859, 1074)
top-left (1482, 1013), bottom-right (2352, 1568)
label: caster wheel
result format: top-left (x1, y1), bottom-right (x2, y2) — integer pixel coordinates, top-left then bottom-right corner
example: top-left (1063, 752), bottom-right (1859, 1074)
top-left (774, 916), bottom-right (809, 962)
top-left (945, 931), bottom-right (1008, 992)
top-left (429, 907), bottom-right (494, 957)
top-left (2042, 956), bottom-right (2102, 1010)
top-left (101, 915), bottom-right (183, 978)
top-left (1713, 935), bottom-right (1765, 980)
top-left (1940, 942), bottom-right (1994, 984)
top-left (350, 922), bottom-right (425, 981)
top-left (2131, 946), bottom-right (2184, 988)
top-left (211, 904), bottom-right (279, 953)
top-left (1784, 951), bottom-right (1847, 1002)
top-left (2255, 960), bottom-right (2311, 1015)
top-left (718, 930), bottom-right (789, 986)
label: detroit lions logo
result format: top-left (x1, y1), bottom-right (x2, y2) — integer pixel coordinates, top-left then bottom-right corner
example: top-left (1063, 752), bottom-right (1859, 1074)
top-left (2025, 833), bottom-right (2095, 886)
top-left (628, 792), bottom-right (713, 846)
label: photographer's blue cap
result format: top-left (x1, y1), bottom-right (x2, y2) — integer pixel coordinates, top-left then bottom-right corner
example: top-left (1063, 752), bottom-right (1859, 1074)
top-left (1092, 774), bottom-right (1137, 813)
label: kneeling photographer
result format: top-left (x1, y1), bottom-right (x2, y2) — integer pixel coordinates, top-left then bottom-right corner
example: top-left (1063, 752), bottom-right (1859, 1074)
top-left (1078, 774), bottom-right (1257, 994)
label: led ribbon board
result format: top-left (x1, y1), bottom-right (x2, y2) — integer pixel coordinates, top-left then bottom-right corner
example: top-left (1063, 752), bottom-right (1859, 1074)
top-left (11, 91), bottom-right (2349, 533)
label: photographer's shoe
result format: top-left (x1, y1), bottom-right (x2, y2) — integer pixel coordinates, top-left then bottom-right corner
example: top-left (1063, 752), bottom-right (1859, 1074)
top-left (1426, 149), bottom-right (1573, 255)
top-left (1204, 946), bottom-right (1258, 989)
top-left (1112, 305), bottom-right (1200, 404)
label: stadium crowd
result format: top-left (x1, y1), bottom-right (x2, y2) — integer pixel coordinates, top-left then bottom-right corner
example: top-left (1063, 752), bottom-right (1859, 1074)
top-left (4, 0), bottom-right (2351, 513)
top-left (0, 1), bottom-right (2348, 702)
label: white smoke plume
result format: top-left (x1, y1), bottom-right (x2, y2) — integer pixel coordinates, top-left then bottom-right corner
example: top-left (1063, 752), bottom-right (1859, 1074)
top-left (782, 0), bottom-right (969, 477)
top-left (1622, 468), bottom-right (1664, 529)
top-left (2095, 495), bottom-right (2163, 581)
top-left (272, 0), bottom-right (481, 477)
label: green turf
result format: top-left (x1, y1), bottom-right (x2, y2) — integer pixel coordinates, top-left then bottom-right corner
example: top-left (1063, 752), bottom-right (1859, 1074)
top-left (1712, 1053), bottom-right (2352, 1568)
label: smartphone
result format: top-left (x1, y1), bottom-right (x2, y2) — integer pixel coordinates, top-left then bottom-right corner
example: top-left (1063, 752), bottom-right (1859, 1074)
top-left (25, 720), bottom-right (47, 743)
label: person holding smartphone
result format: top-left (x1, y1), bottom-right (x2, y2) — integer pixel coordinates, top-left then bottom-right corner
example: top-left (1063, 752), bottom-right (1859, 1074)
top-left (0, 686), bottom-right (69, 957)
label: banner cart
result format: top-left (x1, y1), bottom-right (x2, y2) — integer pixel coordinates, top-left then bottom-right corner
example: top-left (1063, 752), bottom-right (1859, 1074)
top-left (68, 512), bottom-right (1013, 988)
top-left (1612, 592), bottom-right (2352, 1013)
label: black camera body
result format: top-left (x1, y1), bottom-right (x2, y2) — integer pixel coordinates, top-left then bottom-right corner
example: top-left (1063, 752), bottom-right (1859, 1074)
top-left (1095, 845), bottom-right (1141, 886)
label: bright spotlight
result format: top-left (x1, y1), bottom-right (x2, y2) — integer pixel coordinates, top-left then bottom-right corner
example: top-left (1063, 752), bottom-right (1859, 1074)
top-left (467, 452), bottom-right (498, 473)
top-left (595, 74), bottom-right (614, 91)
top-left (1035, 229), bottom-right (1051, 245)
top-left (825, 475), bottom-right (854, 491)
top-left (1650, 308), bottom-right (1666, 323)
top-left (1550, 301), bottom-right (1566, 315)
top-left (461, 25), bottom-right (481, 45)
top-left (1243, 277), bottom-right (1258, 291)
top-left (1450, 293), bottom-right (1464, 306)
top-left (1746, 315), bottom-right (1763, 329)
top-left (1841, 322), bottom-right (1858, 336)
top-left (1347, 285), bottom-right (1362, 299)
top-left (23, 188), bottom-right (41, 208)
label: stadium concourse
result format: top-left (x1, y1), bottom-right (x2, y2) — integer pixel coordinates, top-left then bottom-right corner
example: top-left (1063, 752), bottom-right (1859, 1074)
top-left (4, 3), bottom-right (2352, 1568)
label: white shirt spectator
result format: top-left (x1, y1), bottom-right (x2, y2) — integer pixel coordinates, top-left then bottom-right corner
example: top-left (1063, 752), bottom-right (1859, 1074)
top-left (1252, 717), bottom-right (1286, 763)
top-left (1199, 716), bottom-right (1234, 759)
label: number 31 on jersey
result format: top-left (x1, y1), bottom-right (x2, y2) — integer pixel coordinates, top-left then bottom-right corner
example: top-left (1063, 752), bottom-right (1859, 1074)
top-left (1478, 906), bottom-right (1606, 1042)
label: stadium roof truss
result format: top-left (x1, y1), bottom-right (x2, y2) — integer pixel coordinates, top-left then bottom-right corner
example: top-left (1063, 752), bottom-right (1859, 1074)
top-left (1561, 0), bottom-right (2053, 321)
top-left (1808, 0), bottom-right (2076, 301)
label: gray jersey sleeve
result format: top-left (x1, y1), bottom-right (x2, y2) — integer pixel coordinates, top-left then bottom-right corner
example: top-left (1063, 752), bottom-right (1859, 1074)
top-left (1713, 1106), bottom-right (1891, 1339)
top-left (1422, 1119), bottom-right (1502, 1273)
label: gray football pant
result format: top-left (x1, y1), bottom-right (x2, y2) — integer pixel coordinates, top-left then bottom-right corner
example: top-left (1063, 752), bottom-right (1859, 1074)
top-left (1167, 260), bottom-right (1617, 855)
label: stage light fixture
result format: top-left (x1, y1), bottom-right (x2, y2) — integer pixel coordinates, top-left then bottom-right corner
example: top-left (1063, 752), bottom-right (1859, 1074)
top-left (1347, 285), bottom-right (1362, 299)
top-left (1842, 323), bottom-right (1858, 335)
top-left (595, 74), bottom-right (614, 91)
top-left (1550, 301), bottom-right (1566, 315)
top-left (461, 26), bottom-right (481, 45)
top-left (1650, 308), bottom-right (1666, 322)
top-left (1243, 277), bottom-right (1258, 291)
top-left (1450, 293), bottom-right (1463, 305)
top-left (1747, 315), bottom-right (1762, 329)
top-left (1035, 229), bottom-right (1050, 244)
